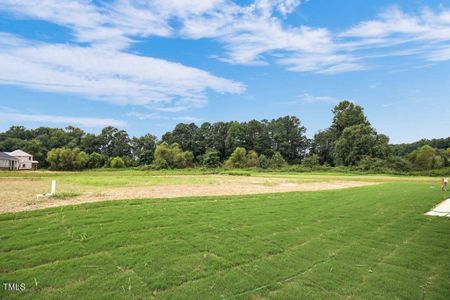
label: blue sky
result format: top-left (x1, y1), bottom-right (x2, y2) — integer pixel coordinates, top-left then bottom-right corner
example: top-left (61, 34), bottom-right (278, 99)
top-left (0, 0), bottom-right (449, 143)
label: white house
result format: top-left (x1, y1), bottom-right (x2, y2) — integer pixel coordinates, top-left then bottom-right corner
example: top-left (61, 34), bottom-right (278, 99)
top-left (0, 152), bottom-right (18, 170)
top-left (4, 150), bottom-right (38, 170)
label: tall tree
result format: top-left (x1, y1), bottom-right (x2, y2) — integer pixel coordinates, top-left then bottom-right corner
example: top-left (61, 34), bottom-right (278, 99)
top-left (132, 134), bottom-right (157, 165)
top-left (99, 126), bottom-right (131, 158)
top-left (268, 116), bottom-right (308, 164)
top-left (331, 100), bottom-right (370, 136)
top-left (332, 124), bottom-right (390, 166)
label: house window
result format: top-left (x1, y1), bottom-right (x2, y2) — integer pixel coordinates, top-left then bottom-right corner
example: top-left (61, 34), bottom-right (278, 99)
top-left (23, 164), bottom-right (26, 168)
top-left (29, 157), bottom-right (31, 160)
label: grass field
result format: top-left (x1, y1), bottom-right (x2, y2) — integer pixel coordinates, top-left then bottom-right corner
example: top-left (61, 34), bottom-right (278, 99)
top-left (1, 171), bottom-right (449, 299)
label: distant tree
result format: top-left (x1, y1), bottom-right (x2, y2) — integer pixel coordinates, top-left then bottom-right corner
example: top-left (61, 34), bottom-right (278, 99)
top-left (270, 152), bottom-right (287, 168)
top-left (153, 142), bottom-right (193, 169)
top-left (246, 119), bottom-right (272, 157)
top-left (209, 122), bottom-right (230, 161)
top-left (225, 147), bottom-right (247, 168)
top-left (162, 123), bottom-right (201, 158)
top-left (246, 150), bottom-right (259, 167)
top-left (331, 100), bottom-right (370, 136)
top-left (332, 124), bottom-right (390, 166)
top-left (132, 134), bottom-right (157, 165)
top-left (65, 126), bottom-right (85, 148)
top-left (203, 150), bottom-right (221, 168)
top-left (80, 133), bottom-right (101, 154)
top-left (225, 122), bottom-right (247, 156)
top-left (268, 116), bottom-right (308, 164)
top-left (311, 129), bottom-right (336, 165)
top-left (110, 156), bottom-right (126, 168)
top-left (302, 154), bottom-right (320, 168)
top-left (99, 126), bottom-right (131, 158)
top-left (47, 148), bottom-right (88, 170)
top-left (256, 154), bottom-right (270, 169)
top-left (87, 152), bottom-right (107, 168)
top-left (406, 145), bottom-right (441, 170)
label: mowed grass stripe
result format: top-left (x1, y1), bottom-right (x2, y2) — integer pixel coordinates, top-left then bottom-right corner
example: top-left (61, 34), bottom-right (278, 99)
top-left (1, 183), bottom-right (449, 299)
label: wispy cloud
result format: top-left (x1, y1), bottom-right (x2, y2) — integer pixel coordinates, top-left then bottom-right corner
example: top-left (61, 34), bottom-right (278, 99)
top-left (298, 93), bottom-right (339, 104)
top-left (0, 35), bottom-right (244, 108)
top-left (0, 112), bottom-right (126, 127)
top-left (0, 1), bottom-right (449, 82)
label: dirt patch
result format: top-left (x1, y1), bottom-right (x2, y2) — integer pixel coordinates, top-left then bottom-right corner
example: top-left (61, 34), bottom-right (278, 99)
top-left (1, 179), bottom-right (379, 213)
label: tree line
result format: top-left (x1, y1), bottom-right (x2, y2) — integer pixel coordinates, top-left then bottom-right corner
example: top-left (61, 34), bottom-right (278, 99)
top-left (0, 101), bottom-right (449, 172)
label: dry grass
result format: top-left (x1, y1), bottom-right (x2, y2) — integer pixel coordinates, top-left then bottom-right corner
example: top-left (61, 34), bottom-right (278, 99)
top-left (0, 174), bottom-right (379, 213)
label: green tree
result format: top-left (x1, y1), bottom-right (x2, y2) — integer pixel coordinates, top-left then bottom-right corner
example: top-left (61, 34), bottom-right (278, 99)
top-left (256, 154), bottom-right (270, 169)
top-left (268, 116), bottom-right (308, 164)
top-left (225, 122), bottom-right (247, 156)
top-left (225, 147), bottom-right (247, 168)
top-left (110, 157), bottom-right (126, 168)
top-left (246, 150), bottom-right (259, 167)
top-left (332, 124), bottom-right (390, 166)
top-left (270, 152), bottom-right (287, 168)
top-left (132, 134), bottom-right (157, 165)
top-left (203, 150), bottom-right (221, 168)
top-left (46, 148), bottom-right (88, 170)
top-left (87, 152), bottom-right (107, 168)
top-left (99, 126), bottom-right (131, 158)
top-left (406, 145), bottom-right (439, 170)
top-left (302, 154), bottom-right (320, 168)
top-left (331, 100), bottom-right (370, 136)
top-left (311, 129), bottom-right (336, 165)
top-left (153, 142), bottom-right (193, 169)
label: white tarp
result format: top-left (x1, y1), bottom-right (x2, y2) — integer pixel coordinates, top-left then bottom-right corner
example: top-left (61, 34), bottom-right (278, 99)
top-left (425, 198), bottom-right (450, 217)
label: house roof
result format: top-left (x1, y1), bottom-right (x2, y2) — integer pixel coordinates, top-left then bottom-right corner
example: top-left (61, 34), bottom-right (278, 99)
top-left (0, 152), bottom-right (18, 160)
top-left (7, 149), bottom-right (32, 157)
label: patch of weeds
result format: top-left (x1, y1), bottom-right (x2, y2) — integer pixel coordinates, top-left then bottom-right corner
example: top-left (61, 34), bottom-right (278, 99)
top-left (220, 171), bottom-right (252, 176)
top-left (50, 192), bottom-right (81, 199)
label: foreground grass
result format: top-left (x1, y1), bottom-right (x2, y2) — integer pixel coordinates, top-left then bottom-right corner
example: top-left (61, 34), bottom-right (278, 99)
top-left (1, 183), bottom-right (449, 299)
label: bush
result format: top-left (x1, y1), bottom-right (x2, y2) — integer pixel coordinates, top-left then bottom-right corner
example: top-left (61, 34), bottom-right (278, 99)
top-left (152, 142), bottom-right (194, 169)
top-left (355, 156), bottom-right (389, 173)
top-left (203, 151), bottom-right (221, 168)
top-left (246, 150), bottom-right (258, 167)
top-left (407, 145), bottom-right (440, 170)
top-left (270, 152), bottom-right (287, 169)
top-left (225, 147), bottom-right (247, 168)
top-left (183, 151), bottom-right (195, 168)
top-left (47, 147), bottom-right (88, 171)
top-left (302, 154), bottom-right (320, 168)
top-left (110, 157), bottom-right (125, 168)
top-left (87, 152), bottom-right (107, 168)
top-left (256, 154), bottom-right (270, 169)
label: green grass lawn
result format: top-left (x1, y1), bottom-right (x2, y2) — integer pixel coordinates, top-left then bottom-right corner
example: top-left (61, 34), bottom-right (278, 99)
top-left (1, 182), bottom-right (449, 299)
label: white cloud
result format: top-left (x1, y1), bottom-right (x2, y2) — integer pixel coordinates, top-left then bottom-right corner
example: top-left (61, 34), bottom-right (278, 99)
top-left (0, 0), bottom-right (449, 82)
top-left (0, 36), bottom-right (244, 107)
top-left (298, 93), bottom-right (338, 104)
top-left (0, 112), bottom-right (126, 127)
top-left (173, 116), bottom-right (202, 122)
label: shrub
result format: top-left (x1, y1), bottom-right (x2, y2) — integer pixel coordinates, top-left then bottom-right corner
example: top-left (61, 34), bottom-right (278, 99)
top-left (270, 152), bottom-right (287, 168)
top-left (203, 151), bottom-right (221, 168)
top-left (225, 147), bottom-right (247, 168)
top-left (183, 151), bottom-right (195, 168)
top-left (110, 157), bottom-right (125, 168)
top-left (87, 152), bottom-right (107, 168)
top-left (256, 154), bottom-right (270, 169)
top-left (246, 150), bottom-right (258, 167)
top-left (152, 142), bottom-right (194, 169)
top-left (407, 145), bottom-right (441, 170)
top-left (302, 154), bottom-right (320, 168)
top-left (47, 147), bottom-right (88, 171)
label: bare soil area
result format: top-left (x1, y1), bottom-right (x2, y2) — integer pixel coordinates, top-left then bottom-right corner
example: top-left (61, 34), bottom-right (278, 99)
top-left (0, 177), bottom-right (379, 213)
